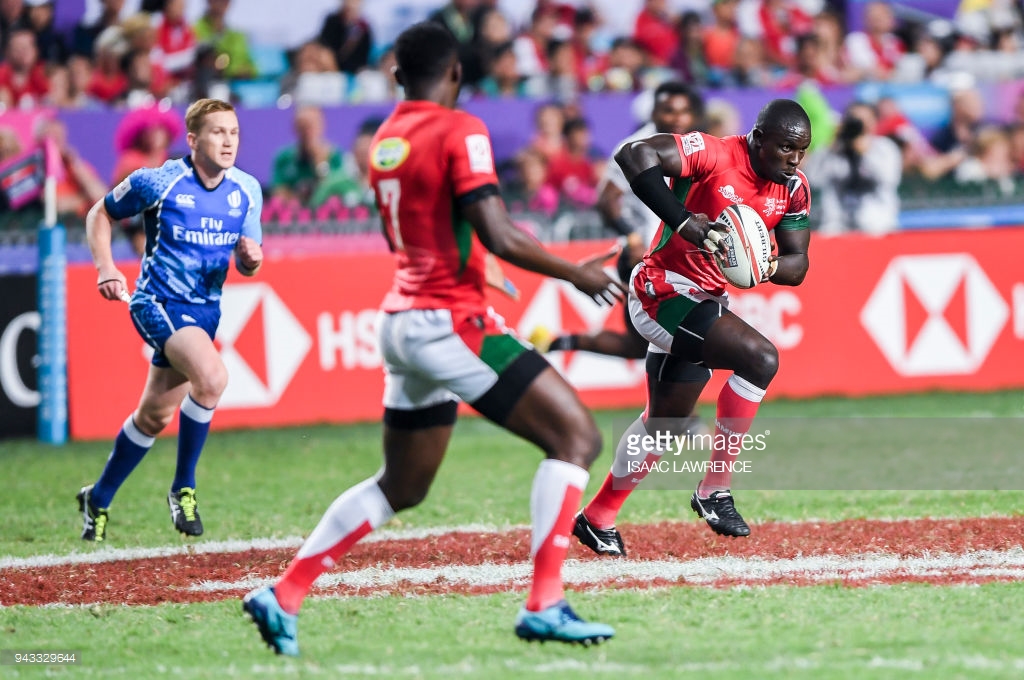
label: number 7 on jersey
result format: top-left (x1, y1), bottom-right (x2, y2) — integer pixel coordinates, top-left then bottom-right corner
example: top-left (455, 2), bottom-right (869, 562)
top-left (378, 178), bottom-right (403, 251)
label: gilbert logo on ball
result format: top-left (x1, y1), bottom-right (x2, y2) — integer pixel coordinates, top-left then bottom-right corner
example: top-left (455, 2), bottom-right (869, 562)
top-left (715, 204), bottom-right (772, 289)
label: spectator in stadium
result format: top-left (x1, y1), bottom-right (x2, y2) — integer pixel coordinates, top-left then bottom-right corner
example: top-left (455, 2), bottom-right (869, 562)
top-left (574, 99), bottom-right (813, 552)
top-left (534, 81), bottom-right (705, 364)
top-left (705, 96), bottom-right (741, 137)
top-left (570, 6), bottom-right (601, 91)
top-left (546, 117), bottom-right (602, 207)
top-left (0, 28), bottom-right (49, 108)
top-left (193, 0), bottom-right (256, 80)
top-left (466, 6), bottom-right (512, 87)
top-left (773, 33), bottom-right (843, 89)
top-left (669, 10), bottom-right (708, 85)
top-left (804, 101), bottom-right (901, 235)
top-left (85, 26), bottom-right (129, 104)
top-left (243, 21), bottom-right (620, 655)
top-left (271, 105), bottom-right (342, 207)
top-left (278, 40), bottom-right (339, 101)
top-left (317, 0), bottom-right (372, 75)
top-left (601, 37), bottom-right (645, 92)
top-left (0, 0), bottom-right (28, 53)
top-left (72, 0), bottom-right (123, 58)
top-left (513, 4), bottom-right (557, 84)
top-left (811, 10), bottom-right (850, 82)
top-left (510, 146), bottom-right (559, 216)
top-left (33, 116), bottom-right (107, 219)
top-left (538, 39), bottom-right (579, 102)
top-left (954, 124), bottom-right (1017, 196)
top-left (77, 98), bottom-right (263, 545)
top-left (428, 0), bottom-right (481, 84)
top-left (729, 36), bottom-right (773, 88)
top-left (843, 0), bottom-right (904, 82)
top-left (309, 116), bottom-right (380, 209)
top-left (350, 45), bottom-right (400, 102)
top-left (702, 0), bottom-right (740, 83)
top-left (755, 0), bottom-right (814, 69)
top-left (152, 0), bottom-right (197, 87)
top-left (633, 0), bottom-right (677, 67)
top-left (25, 0), bottom-right (65, 65)
top-left (475, 40), bottom-right (527, 98)
top-left (931, 85), bottom-right (985, 155)
top-left (528, 101), bottom-right (565, 161)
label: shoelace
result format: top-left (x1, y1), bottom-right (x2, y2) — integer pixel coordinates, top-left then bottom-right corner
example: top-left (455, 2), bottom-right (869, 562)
top-left (178, 490), bottom-right (198, 521)
top-left (93, 512), bottom-right (107, 538)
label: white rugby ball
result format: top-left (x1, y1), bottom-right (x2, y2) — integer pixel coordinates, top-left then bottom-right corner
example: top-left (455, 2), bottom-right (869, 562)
top-left (714, 203), bottom-right (772, 289)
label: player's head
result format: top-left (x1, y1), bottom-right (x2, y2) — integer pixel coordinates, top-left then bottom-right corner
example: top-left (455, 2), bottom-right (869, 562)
top-left (650, 81), bottom-right (704, 135)
top-left (393, 22), bottom-right (461, 105)
top-left (185, 98), bottom-right (239, 172)
top-left (748, 98), bottom-right (811, 185)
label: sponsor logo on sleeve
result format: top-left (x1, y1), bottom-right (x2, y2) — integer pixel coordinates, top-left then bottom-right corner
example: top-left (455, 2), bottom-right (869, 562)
top-left (465, 134), bottom-right (495, 174)
top-left (681, 132), bottom-right (705, 156)
top-left (112, 177), bottom-right (132, 202)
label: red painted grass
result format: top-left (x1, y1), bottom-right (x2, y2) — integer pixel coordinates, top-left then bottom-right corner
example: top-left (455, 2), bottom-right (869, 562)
top-left (4, 517), bottom-right (1024, 606)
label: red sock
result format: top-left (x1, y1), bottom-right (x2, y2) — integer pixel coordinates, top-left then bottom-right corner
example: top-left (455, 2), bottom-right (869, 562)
top-left (274, 478), bottom-right (393, 614)
top-left (585, 450), bottom-right (660, 529)
top-left (701, 375), bottom-right (765, 494)
top-left (275, 521), bottom-right (372, 614)
top-left (526, 459), bottom-right (588, 612)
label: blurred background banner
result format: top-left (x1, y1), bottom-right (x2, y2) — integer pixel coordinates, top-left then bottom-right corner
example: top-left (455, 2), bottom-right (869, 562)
top-left (64, 230), bottom-right (1024, 441)
top-left (0, 275), bottom-right (39, 438)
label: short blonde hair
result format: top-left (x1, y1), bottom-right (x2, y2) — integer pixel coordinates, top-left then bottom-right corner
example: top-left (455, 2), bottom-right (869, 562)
top-left (184, 98), bottom-right (236, 135)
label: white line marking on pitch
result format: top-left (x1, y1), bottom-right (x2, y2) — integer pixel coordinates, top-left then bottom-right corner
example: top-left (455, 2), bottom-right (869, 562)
top-left (191, 547), bottom-right (1024, 593)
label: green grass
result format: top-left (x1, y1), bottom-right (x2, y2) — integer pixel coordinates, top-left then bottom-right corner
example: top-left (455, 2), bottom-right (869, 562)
top-left (4, 585), bottom-right (1024, 679)
top-left (3, 390), bottom-right (1024, 558)
top-left (3, 391), bottom-right (1024, 679)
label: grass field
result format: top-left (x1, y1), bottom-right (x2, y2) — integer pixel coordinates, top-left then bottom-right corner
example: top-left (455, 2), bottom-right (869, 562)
top-left (3, 390), bottom-right (1024, 678)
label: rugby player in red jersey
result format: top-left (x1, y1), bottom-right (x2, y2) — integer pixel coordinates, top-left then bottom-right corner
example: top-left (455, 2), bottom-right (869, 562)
top-left (243, 22), bottom-right (623, 655)
top-left (573, 99), bottom-right (812, 555)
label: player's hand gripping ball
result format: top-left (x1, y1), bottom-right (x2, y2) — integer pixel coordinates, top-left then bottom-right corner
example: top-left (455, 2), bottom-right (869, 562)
top-left (712, 203), bottom-right (773, 289)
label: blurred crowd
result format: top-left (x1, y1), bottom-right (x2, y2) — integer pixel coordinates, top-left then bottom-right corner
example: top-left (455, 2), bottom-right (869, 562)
top-left (2, 0), bottom-right (1024, 238)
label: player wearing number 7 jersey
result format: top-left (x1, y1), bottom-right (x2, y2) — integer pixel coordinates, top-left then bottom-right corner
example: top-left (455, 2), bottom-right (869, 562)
top-left (243, 22), bottom-right (624, 656)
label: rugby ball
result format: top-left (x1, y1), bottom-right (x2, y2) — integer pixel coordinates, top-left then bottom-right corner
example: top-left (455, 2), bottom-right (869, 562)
top-left (714, 204), bottom-right (772, 289)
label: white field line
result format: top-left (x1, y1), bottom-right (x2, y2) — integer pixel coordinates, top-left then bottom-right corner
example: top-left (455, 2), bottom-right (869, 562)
top-left (191, 547), bottom-right (1024, 593)
top-left (0, 523), bottom-right (526, 571)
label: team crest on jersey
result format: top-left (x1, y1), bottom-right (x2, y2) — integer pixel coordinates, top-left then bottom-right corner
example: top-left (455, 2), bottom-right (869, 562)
top-left (763, 197), bottom-right (785, 216)
top-left (371, 137), bottom-right (411, 171)
top-left (227, 189), bottom-right (242, 217)
top-left (680, 132), bottom-right (704, 156)
top-left (718, 185), bottom-right (743, 203)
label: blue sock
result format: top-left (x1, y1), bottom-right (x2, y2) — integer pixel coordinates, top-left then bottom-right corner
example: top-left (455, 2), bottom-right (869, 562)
top-left (91, 416), bottom-right (156, 509)
top-left (172, 394), bottom-right (215, 492)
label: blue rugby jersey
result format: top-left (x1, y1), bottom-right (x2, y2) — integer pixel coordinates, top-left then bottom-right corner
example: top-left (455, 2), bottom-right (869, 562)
top-left (105, 157), bottom-right (263, 304)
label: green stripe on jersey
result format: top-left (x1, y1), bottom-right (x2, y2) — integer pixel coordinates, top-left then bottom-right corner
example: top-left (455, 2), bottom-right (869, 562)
top-left (651, 177), bottom-right (693, 255)
top-left (479, 333), bottom-right (529, 375)
top-left (452, 198), bottom-right (474, 275)
top-left (655, 294), bottom-right (700, 334)
top-left (777, 214), bottom-right (809, 230)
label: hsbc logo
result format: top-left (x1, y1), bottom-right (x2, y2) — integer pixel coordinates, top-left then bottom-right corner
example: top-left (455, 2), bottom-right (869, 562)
top-left (216, 283), bottom-right (312, 408)
top-left (860, 254), bottom-right (1009, 376)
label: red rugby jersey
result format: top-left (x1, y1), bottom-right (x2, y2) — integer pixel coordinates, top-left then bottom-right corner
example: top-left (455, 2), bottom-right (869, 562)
top-left (644, 132), bottom-right (811, 294)
top-left (369, 101), bottom-right (500, 313)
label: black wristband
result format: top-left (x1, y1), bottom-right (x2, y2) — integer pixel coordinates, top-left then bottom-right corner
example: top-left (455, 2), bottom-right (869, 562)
top-left (628, 166), bottom-right (691, 232)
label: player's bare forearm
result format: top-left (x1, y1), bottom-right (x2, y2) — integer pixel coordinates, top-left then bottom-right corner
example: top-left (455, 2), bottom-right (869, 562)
top-left (468, 197), bottom-right (575, 281)
top-left (85, 199), bottom-right (117, 273)
top-left (770, 228), bottom-right (810, 286)
top-left (614, 134), bottom-right (682, 181)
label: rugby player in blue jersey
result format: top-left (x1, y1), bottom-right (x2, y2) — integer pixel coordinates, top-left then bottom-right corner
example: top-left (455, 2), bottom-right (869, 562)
top-left (77, 98), bottom-right (264, 542)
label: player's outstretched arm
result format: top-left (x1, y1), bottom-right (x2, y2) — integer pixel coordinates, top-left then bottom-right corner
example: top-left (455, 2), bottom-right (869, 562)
top-left (85, 198), bottom-right (129, 302)
top-left (767, 226), bottom-right (809, 286)
top-left (464, 194), bottom-right (624, 306)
